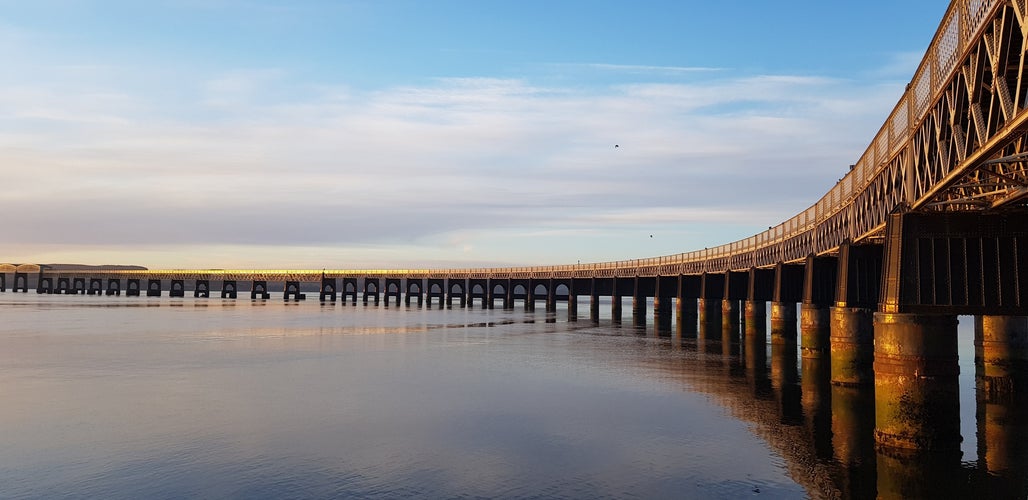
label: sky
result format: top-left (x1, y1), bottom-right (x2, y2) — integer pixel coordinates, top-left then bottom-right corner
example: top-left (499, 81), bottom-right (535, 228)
top-left (0, 0), bottom-right (950, 269)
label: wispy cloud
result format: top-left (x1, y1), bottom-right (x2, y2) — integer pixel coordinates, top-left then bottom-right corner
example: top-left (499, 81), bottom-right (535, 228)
top-left (0, 50), bottom-right (903, 267)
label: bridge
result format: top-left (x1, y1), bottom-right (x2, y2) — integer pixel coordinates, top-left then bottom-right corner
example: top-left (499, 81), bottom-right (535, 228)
top-left (3, 0), bottom-right (1028, 458)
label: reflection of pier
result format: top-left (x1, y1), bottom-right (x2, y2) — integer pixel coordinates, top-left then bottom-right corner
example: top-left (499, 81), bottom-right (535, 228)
top-left (3, 0), bottom-right (1028, 478)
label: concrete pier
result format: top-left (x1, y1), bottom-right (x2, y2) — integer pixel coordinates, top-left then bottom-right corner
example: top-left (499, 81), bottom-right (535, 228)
top-left (830, 307), bottom-right (874, 386)
top-left (721, 299), bottom-right (739, 328)
top-left (698, 298), bottom-right (719, 329)
top-left (770, 302), bottom-right (796, 344)
top-left (799, 303), bottom-right (829, 358)
top-left (872, 313), bottom-right (960, 453)
top-left (675, 297), bottom-right (697, 338)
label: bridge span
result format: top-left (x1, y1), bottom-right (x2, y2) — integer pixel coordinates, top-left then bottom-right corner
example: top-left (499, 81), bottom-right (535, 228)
top-left (3, 0), bottom-right (1028, 458)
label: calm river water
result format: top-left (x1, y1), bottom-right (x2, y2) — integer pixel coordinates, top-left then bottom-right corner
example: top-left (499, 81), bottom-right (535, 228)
top-left (0, 293), bottom-right (1023, 499)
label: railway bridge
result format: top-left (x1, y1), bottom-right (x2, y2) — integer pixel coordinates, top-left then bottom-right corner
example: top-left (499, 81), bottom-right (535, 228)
top-left (3, 0), bottom-right (1028, 457)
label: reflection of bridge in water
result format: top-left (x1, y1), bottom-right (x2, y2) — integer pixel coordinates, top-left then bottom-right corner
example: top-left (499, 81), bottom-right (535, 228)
top-left (3, 0), bottom-right (1028, 470)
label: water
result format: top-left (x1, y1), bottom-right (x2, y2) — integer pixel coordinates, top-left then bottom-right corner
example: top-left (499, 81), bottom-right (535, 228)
top-left (0, 294), bottom-right (1022, 499)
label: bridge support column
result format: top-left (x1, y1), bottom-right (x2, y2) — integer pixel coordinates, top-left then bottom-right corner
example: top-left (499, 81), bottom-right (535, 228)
top-left (251, 280), bottom-right (270, 300)
top-left (194, 280), bottom-right (210, 298)
top-left (13, 272), bottom-right (29, 292)
top-left (975, 316), bottom-right (1028, 490)
top-left (87, 278), bottom-right (103, 296)
top-left (221, 280), bottom-right (237, 299)
top-left (744, 300), bottom-right (765, 332)
top-left (800, 304), bottom-right (830, 358)
top-left (698, 298), bottom-right (719, 328)
top-left (830, 307), bottom-right (874, 386)
top-left (589, 291), bottom-right (600, 322)
top-left (975, 316), bottom-right (1028, 394)
top-left (126, 279), bottom-right (140, 296)
top-left (36, 276), bottom-right (53, 294)
top-left (320, 278), bottom-right (337, 303)
top-left (632, 296), bottom-right (646, 327)
top-left (169, 279), bottom-right (185, 297)
top-left (546, 279), bottom-right (557, 313)
top-left (770, 302), bottom-right (796, 344)
top-left (722, 299), bottom-right (739, 328)
top-left (654, 296), bottom-right (671, 332)
top-left (284, 281), bottom-right (306, 301)
top-left (873, 312), bottom-right (960, 453)
top-left (568, 293), bottom-right (578, 321)
top-left (106, 278), bottom-right (121, 296)
top-left (611, 294), bottom-right (622, 323)
top-left (146, 279), bottom-right (162, 297)
top-left (676, 297), bottom-right (697, 338)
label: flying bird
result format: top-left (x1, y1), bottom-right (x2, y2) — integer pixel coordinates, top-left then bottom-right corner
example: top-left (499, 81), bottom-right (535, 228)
top-left (614, 144), bottom-right (619, 148)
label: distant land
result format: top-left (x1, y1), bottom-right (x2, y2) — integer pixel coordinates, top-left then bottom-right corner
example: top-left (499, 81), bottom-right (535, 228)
top-left (42, 264), bottom-right (148, 271)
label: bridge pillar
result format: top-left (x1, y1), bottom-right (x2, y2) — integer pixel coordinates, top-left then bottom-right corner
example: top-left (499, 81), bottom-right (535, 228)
top-left (250, 280), bottom-right (269, 300)
top-left (653, 276), bottom-right (673, 333)
top-left (975, 316), bottom-right (1028, 491)
top-left (284, 281), bottom-right (306, 301)
top-left (445, 279), bottom-right (463, 308)
top-left (71, 277), bottom-right (85, 295)
top-left (36, 276), bottom-right (53, 294)
top-left (146, 279), bottom-right (162, 297)
top-left (55, 277), bottom-right (70, 294)
top-left (342, 278), bottom-right (359, 305)
top-left (194, 280), bottom-right (210, 298)
top-left (364, 278), bottom-right (381, 305)
top-left (610, 278), bottom-right (623, 323)
top-left (975, 316), bottom-right (1028, 395)
top-left (771, 302), bottom-right (796, 343)
top-left (126, 279), bottom-right (140, 296)
top-left (169, 279), bottom-right (185, 297)
top-left (873, 312), bottom-right (960, 453)
top-left (829, 241), bottom-right (881, 386)
top-left (13, 272), bottom-right (29, 292)
top-left (320, 278), bottom-right (337, 303)
top-left (829, 308), bottom-right (873, 386)
top-left (221, 280), bottom-right (237, 299)
top-left (0, 273), bottom-right (5, 292)
top-left (546, 279), bottom-right (557, 313)
top-left (743, 303), bottom-right (768, 386)
top-left (697, 299), bottom-right (719, 329)
top-left (88, 278), bottom-right (103, 296)
top-left (385, 278), bottom-right (402, 307)
top-left (106, 278), bottom-right (121, 296)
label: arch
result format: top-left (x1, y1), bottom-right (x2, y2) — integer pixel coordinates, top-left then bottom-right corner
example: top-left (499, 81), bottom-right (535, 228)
top-left (287, 283), bottom-right (298, 292)
top-left (365, 282), bottom-right (378, 293)
top-left (345, 282), bottom-right (356, 292)
top-left (172, 282), bottom-right (184, 291)
top-left (128, 281), bottom-right (140, 290)
top-left (449, 282), bottom-right (465, 294)
top-left (225, 282), bottom-right (236, 291)
top-left (149, 281), bottom-right (160, 290)
top-left (198, 282), bottom-right (208, 291)
top-left (472, 284), bottom-right (485, 294)
top-left (430, 284), bottom-right (442, 293)
top-left (388, 283), bottom-right (399, 293)
top-left (555, 284), bottom-right (570, 295)
top-left (255, 283), bottom-right (266, 292)
top-left (408, 282), bottom-right (422, 293)
top-left (324, 283), bottom-right (335, 292)
top-left (533, 283), bottom-right (548, 296)
top-left (513, 284), bottom-right (527, 295)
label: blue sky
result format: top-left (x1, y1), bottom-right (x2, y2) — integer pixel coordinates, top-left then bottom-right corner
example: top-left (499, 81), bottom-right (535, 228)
top-left (1, 1), bottom-right (948, 269)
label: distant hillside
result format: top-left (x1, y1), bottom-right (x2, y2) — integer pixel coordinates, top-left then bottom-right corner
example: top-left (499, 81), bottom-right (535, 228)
top-left (42, 264), bottom-right (148, 271)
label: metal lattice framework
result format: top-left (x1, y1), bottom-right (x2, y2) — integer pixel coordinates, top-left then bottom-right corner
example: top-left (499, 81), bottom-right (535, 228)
top-left (7, 0), bottom-right (1028, 283)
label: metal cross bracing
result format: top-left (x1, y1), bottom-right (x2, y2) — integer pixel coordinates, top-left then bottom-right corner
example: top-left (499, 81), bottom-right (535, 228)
top-left (5, 1), bottom-right (1026, 284)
